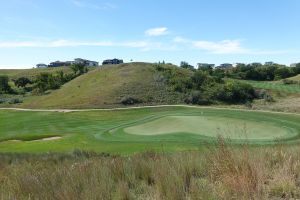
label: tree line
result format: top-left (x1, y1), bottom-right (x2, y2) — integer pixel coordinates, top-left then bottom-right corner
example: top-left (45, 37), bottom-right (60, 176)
top-left (0, 64), bottom-right (89, 95)
top-left (154, 63), bottom-right (257, 105)
top-left (179, 61), bottom-right (300, 81)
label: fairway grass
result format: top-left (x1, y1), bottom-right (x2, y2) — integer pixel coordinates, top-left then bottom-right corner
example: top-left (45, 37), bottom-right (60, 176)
top-left (124, 115), bottom-right (295, 140)
top-left (0, 106), bottom-right (300, 154)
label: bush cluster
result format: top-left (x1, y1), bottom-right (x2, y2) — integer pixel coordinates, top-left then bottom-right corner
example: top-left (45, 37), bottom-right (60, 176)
top-left (229, 63), bottom-right (300, 81)
top-left (155, 65), bottom-right (256, 104)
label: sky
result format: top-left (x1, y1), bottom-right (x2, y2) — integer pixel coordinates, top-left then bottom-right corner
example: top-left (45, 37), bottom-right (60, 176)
top-left (0, 0), bottom-right (299, 69)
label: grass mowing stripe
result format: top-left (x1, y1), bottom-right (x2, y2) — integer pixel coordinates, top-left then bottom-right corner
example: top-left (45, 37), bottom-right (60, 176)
top-left (0, 106), bottom-right (299, 154)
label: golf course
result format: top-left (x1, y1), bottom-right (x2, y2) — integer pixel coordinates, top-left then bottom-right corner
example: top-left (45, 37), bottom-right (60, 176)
top-left (1, 106), bottom-right (299, 154)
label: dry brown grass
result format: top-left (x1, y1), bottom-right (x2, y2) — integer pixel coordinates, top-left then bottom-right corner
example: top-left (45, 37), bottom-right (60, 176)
top-left (1, 141), bottom-right (300, 199)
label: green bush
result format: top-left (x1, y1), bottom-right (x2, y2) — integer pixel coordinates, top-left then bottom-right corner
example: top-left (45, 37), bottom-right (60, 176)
top-left (0, 75), bottom-right (12, 94)
top-left (184, 90), bottom-right (211, 105)
top-left (211, 81), bottom-right (255, 103)
top-left (121, 96), bottom-right (142, 105)
top-left (8, 98), bottom-right (23, 104)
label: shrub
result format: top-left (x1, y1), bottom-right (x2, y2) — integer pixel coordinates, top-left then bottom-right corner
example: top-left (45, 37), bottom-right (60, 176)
top-left (121, 97), bottom-right (142, 105)
top-left (14, 77), bottom-right (32, 88)
top-left (0, 98), bottom-right (6, 104)
top-left (212, 81), bottom-right (255, 103)
top-left (0, 75), bottom-right (12, 94)
top-left (8, 98), bottom-right (23, 104)
top-left (255, 90), bottom-right (274, 102)
top-left (282, 79), bottom-right (298, 85)
top-left (184, 90), bottom-right (211, 105)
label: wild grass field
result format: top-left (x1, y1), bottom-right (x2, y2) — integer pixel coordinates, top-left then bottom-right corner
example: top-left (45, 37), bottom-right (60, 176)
top-left (1, 140), bottom-right (300, 199)
top-left (0, 106), bottom-right (299, 153)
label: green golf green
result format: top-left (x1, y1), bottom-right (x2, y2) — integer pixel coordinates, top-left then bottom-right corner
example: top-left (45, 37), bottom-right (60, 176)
top-left (124, 115), bottom-right (296, 140)
top-left (0, 106), bottom-right (300, 154)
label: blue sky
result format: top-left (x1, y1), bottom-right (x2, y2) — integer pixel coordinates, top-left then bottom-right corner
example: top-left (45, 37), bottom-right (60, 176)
top-left (0, 0), bottom-right (299, 68)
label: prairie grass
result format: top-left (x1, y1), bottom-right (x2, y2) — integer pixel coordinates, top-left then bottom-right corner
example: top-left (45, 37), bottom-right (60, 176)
top-left (1, 141), bottom-right (300, 199)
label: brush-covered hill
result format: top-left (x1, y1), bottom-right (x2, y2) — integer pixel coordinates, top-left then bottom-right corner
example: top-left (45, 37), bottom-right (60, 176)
top-left (20, 63), bottom-right (185, 109)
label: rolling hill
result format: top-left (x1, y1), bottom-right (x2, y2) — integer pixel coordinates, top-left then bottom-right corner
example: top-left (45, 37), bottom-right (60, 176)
top-left (20, 63), bottom-right (185, 109)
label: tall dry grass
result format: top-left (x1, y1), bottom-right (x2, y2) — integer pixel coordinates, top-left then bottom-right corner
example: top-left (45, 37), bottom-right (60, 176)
top-left (1, 140), bottom-right (300, 199)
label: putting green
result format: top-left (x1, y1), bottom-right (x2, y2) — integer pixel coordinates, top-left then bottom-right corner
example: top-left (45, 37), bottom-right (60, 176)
top-left (124, 115), bottom-right (297, 140)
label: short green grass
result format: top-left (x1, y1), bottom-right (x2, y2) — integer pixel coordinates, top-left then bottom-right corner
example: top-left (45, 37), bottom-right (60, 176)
top-left (0, 106), bottom-right (299, 154)
top-left (240, 80), bottom-right (300, 93)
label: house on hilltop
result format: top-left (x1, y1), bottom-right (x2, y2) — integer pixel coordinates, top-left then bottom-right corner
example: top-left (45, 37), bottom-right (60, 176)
top-left (197, 63), bottom-right (215, 69)
top-left (48, 61), bottom-right (70, 67)
top-left (216, 63), bottom-right (233, 69)
top-left (74, 58), bottom-right (99, 67)
top-left (102, 58), bottom-right (124, 65)
top-left (36, 63), bottom-right (48, 68)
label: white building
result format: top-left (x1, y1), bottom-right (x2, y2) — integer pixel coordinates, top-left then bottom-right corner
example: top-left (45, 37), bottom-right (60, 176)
top-left (291, 63), bottom-right (299, 67)
top-left (265, 61), bottom-right (275, 65)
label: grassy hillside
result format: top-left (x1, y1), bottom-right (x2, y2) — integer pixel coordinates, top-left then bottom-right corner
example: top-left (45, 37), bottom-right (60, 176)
top-left (288, 74), bottom-right (300, 81)
top-left (20, 63), bottom-right (184, 109)
top-left (0, 67), bottom-right (73, 79)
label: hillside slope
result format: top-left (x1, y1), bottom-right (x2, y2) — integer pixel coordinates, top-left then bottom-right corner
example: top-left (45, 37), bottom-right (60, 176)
top-left (288, 74), bottom-right (300, 81)
top-left (20, 63), bottom-right (184, 109)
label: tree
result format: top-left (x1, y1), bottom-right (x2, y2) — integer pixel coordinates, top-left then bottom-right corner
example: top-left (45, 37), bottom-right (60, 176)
top-left (71, 64), bottom-right (87, 75)
top-left (293, 63), bottom-right (300, 75)
top-left (35, 73), bottom-right (50, 92)
top-left (192, 71), bottom-right (211, 89)
top-left (14, 77), bottom-right (32, 88)
top-left (274, 67), bottom-right (293, 80)
top-left (180, 61), bottom-right (194, 70)
top-left (0, 75), bottom-right (11, 93)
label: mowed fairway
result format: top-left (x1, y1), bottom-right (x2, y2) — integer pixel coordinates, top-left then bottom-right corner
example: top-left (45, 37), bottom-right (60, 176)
top-left (0, 106), bottom-right (300, 154)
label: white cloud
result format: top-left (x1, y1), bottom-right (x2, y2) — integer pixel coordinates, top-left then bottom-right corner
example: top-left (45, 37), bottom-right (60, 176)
top-left (0, 40), bottom-right (155, 49)
top-left (145, 27), bottom-right (168, 36)
top-left (71, 0), bottom-right (116, 10)
top-left (193, 40), bottom-right (246, 54)
top-left (174, 37), bottom-right (246, 54)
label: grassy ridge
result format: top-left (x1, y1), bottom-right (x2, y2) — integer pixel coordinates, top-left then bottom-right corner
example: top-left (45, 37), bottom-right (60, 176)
top-left (20, 63), bottom-right (184, 109)
top-left (0, 106), bottom-right (299, 154)
top-left (288, 74), bottom-right (300, 81)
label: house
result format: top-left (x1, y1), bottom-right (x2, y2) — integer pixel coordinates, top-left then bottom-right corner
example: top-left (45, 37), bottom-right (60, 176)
top-left (102, 58), bottom-right (124, 65)
top-left (217, 63), bottom-right (233, 69)
top-left (36, 63), bottom-right (48, 68)
top-left (265, 61), bottom-right (275, 65)
top-left (291, 63), bottom-right (299, 67)
top-left (48, 61), bottom-right (70, 67)
top-left (74, 58), bottom-right (99, 67)
top-left (197, 63), bottom-right (215, 69)
top-left (250, 62), bottom-right (262, 67)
